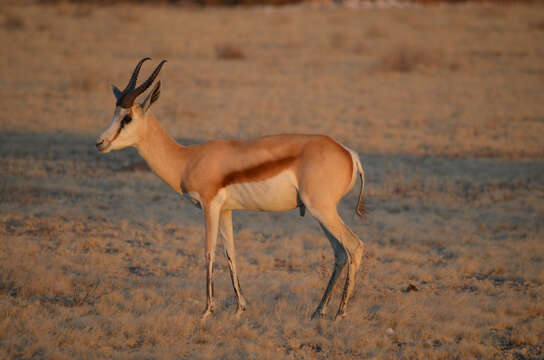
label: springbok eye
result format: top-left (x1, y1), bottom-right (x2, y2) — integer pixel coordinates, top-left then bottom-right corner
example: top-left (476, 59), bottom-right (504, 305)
top-left (121, 114), bottom-right (132, 126)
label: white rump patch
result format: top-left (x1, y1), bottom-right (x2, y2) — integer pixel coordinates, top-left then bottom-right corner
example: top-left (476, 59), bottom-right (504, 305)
top-left (340, 144), bottom-right (360, 191)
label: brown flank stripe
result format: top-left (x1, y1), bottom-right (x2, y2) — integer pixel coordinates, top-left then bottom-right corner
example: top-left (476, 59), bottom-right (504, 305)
top-left (221, 156), bottom-right (297, 188)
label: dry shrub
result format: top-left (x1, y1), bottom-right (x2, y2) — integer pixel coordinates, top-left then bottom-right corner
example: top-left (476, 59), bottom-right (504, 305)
top-left (366, 25), bottom-right (387, 39)
top-left (215, 43), bottom-right (246, 60)
top-left (475, 5), bottom-right (506, 18)
top-left (37, 0), bottom-right (303, 5)
top-left (2, 14), bottom-right (24, 31)
top-left (72, 5), bottom-right (94, 18)
top-left (329, 32), bottom-right (346, 50)
top-left (377, 46), bottom-right (442, 73)
top-left (408, 0), bottom-right (467, 3)
top-left (408, 0), bottom-right (531, 3)
top-left (36, 22), bottom-right (51, 32)
top-left (31, 0), bottom-right (538, 5)
top-left (529, 20), bottom-right (544, 31)
top-left (151, 42), bottom-right (175, 59)
top-left (115, 6), bottom-right (143, 23)
top-left (71, 74), bottom-right (98, 93)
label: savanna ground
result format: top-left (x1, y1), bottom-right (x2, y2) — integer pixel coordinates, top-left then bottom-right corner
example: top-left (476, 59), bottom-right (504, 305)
top-left (1, 1), bottom-right (544, 358)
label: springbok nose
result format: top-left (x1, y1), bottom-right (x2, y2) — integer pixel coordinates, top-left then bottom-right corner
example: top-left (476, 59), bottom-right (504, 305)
top-left (96, 139), bottom-right (104, 149)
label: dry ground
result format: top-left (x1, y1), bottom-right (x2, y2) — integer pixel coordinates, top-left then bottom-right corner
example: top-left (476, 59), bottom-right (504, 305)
top-left (1, 2), bottom-right (544, 359)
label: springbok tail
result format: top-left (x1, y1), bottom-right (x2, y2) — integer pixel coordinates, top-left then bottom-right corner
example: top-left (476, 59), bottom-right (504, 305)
top-left (354, 155), bottom-right (366, 219)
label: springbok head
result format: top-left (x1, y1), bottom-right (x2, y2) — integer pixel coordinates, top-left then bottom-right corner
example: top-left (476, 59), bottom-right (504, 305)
top-left (96, 58), bottom-right (166, 153)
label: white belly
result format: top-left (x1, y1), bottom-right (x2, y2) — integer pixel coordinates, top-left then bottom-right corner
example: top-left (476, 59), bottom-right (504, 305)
top-left (223, 170), bottom-right (298, 211)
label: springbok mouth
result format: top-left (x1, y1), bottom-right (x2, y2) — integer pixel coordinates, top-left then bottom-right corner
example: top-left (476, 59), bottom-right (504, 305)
top-left (95, 140), bottom-right (110, 153)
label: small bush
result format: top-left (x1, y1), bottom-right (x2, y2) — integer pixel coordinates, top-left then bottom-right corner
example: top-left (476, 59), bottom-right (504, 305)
top-left (377, 46), bottom-right (438, 73)
top-left (408, 0), bottom-right (528, 3)
top-left (37, 0), bottom-right (303, 5)
top-left (215, 43), bottom-right (246, 60)
top-left (352, 42), bottom-right (366, 55)
top-left (530, 20), bottom-right (544, 31)
top-left (329, 32), bottom-right (346, 50)
top-left (71, 75), bottom-right (98, 93)
top-left (3, 14), bottom-right (25, 31)
top-left (366, 25), bottom-right (387, 39)
top-left (73, 5), bottom-right (94, 18)
top-left (33, 0), bottom-right (534, 5)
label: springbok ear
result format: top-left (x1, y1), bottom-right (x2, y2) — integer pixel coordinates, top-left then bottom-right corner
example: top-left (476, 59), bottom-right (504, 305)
top-left (140, 81), bottom-right (161, 113)
top-left (111, 84), bottom-right (123, 100)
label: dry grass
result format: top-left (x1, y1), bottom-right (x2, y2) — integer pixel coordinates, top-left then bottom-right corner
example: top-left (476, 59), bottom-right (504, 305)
top-left (1, 133), bottom-right (543, 359)
top-left (1, 2), bottom-right (544, 359)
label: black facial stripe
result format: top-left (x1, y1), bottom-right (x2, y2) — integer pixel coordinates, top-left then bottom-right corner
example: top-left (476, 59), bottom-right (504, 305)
top-left (111, 124), bottom-right (123, 143)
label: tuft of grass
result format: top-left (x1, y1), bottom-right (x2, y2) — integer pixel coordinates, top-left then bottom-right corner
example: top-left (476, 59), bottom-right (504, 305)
top-left (529, 20), bottom-right (544, 31)
top-left (366, 25), bottom-right (388, 39)
top-left (377, 46), bottom-right (440, 73)
top-left (35, 22), bottom-right (51, 32)
top-left (352, 41), bottom-right (367, 55)
top-left (72, 5), bottom-right (94, 18)
top-left (215, 43), bottom-right (246, 60)
top-left (71, 75), bottom-right (98, 93)
top-left (329, 32), bottom-right (346, 50)
top-left (3, 14), bottom-right (24, 31)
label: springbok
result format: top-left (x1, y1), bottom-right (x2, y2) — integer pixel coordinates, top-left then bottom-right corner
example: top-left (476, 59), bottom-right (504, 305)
top-left (96, 58), bottom-right (367, 320)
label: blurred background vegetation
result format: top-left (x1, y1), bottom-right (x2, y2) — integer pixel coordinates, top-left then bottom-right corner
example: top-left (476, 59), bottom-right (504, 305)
top-left (35, 0), bottom-right (535, 7)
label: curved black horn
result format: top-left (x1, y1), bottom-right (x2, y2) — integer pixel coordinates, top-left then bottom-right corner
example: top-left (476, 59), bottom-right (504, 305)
top-left (133, 60), bottom-right (167, 97)
top-left (124, 57), bottom-right (151, 92)
top-left (119, 59), bottom-right (166, 108)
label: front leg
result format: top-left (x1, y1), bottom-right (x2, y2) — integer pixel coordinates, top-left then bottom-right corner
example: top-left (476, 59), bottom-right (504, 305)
top-left (202, 203), bottom-right (220, 320)
top-left (219, 210), bottom-right (247, 315)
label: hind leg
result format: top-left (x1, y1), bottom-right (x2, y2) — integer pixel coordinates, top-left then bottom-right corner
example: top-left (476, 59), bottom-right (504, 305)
top-left (305, 201), bottom-right (364, 319)
top-left (311, 222), bottom-right (347, 319)
top-left (335, 221), bottom-right (364, 318)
